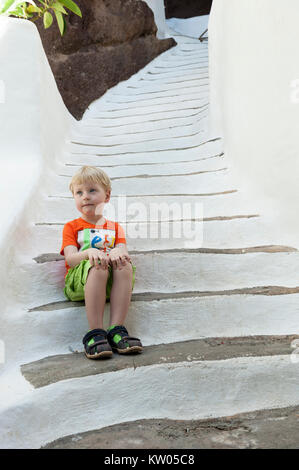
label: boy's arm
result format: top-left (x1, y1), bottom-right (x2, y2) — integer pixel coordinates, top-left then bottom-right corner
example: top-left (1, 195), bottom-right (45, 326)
top-left (64, 245), bottom-right (87, 268)
top-left (109, 243), bottom-right (131, 269)
top-left (64, 245), bottom-right (109, 269)
top-left (113, 243), bottom-right (129, 254)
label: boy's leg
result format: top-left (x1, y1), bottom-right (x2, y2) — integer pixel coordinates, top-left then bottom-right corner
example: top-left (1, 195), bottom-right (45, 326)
top-left (107, 261), bottom-right (142, 353)
top-left (84, 266), bottom-right (109, 330)
top-left (109, 261), bottom-right (133, 326)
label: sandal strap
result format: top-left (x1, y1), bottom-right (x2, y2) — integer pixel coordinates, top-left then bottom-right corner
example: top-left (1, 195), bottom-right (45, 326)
top-left (107, 326), bottom-right (141, 347)
top-left (85, 339), bottom-right (109, 353)
top-left (82, 328), bottom-right (107, 345)
top-left (107, 325), bottom-right (129, 340)
top-left (121, 335), bottom-right (141, 342)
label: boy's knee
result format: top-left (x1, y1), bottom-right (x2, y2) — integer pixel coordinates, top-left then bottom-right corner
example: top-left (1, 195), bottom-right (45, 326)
top-left (113, 260), bottom-right (133, 274)
top-left (89, 265), bottom-right (110, 277)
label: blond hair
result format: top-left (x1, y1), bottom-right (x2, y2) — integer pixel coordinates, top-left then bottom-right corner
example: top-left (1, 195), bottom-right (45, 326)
top-left (69, 166), bottom-right (111, 194)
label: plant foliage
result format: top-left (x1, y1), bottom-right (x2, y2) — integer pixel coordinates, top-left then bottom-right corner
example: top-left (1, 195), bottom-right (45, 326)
top-left (0, 0), bottom-right (82, 35)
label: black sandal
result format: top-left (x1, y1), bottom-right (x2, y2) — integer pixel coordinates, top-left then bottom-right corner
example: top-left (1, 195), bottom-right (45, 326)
top-left (82, 328), bottom-right (113, 359)
top-left (107, 325), bottom-right (143, 354)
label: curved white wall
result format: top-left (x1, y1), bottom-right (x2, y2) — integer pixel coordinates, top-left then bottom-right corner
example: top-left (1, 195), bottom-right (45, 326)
top-left (0, 17), bottom-right (74, 309)
top-left (209, 0), bottom-right (299, 248)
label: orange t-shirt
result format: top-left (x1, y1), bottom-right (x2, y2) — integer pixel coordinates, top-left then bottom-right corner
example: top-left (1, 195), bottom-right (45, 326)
top-left (60, 217), bottom-right (127, 274)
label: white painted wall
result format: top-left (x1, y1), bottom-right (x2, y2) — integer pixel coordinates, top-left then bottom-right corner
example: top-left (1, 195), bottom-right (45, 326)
top-left (0, 17), bottom-right (74, 309)
top-left (209, 0), bottom-right (299, 249)
top-left (0, 18), bottom-right (74, 432)
top-left (143, 0), bottom-right (168, 39)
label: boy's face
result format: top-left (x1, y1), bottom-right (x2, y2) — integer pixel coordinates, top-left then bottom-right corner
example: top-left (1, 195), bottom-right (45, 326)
top-left (73, 181), bottom-right (110, 219)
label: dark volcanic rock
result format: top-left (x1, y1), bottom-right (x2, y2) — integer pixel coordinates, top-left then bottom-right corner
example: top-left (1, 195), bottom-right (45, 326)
top-left (35, 0), bottom-right (176, 119)
top-left (165, 0), bottom-right (213, 19)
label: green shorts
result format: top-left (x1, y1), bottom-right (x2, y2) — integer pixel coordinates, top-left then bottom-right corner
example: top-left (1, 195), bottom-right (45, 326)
top-left (64, 259), bottom-right (136, 302)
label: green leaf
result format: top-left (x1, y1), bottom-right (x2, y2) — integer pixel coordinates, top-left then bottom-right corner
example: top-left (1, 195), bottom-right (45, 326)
top-left (26, 4), bottom-right (41, 13)
top-left (62, 11), bottom-right (67, 32)
top-left (3, 2), bottom-right (30, 17)
top-left (8, 8), bottom-right (25, 17)
top-left (0, 0), bottom-right (16, 14)
top-left (0, 0), bottom-right (27, 14)
top-left (43, 10), bottom-right (53, 28)
top-left (58, 0), bottom-right (81, 17)
top-left (11, 5), bottom-right (25, 13)
top-left (54, 9), bottom-right (64, 35)
top-left (51, 2), bottom-right (67, 14)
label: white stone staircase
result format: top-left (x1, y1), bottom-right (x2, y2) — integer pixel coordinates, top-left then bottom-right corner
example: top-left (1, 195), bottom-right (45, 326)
top-left (0, 28), bottom-right (298, 449)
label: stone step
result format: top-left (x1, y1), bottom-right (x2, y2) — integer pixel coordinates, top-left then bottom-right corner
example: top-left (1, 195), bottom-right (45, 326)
top-left (171, 48), bottom-right (208, 56)
top-left (92, 62), bottom-right (208, 89)
top-left (87, 97), bottom-right (208, 119)
top-left (18, 250), bottom-right (299, 308)
top-left (159, 54), bottom-right (208, 64)
top-left (86, 80), bottom-right (208, 121)
top-left (167, 33), bottom-right (204, 44)
top-left (107, 75), bottom-right (208, 97)
top-left (58, 156), bottom-right (225, 179)
top-left (151, 63), bottom-right (208, 74)
top-left (70, 112), bottom-right (207, 141)
top-left (49, 170), bottom-right (233, 198)
top-left (1, 337), bottom-right (296, 448)
top-left (25, 292), bottom-right (299, 351)
top-left (28, 217), bottom-right (290, 254)
top-left (34, 245), bottom-right (297, 264)
top-left (72, 112), bottom-right (207, 137)
top-left (110, 78), bottom-right (208, 95)
top-left (34, 190), bottom-right (256, 225)
top-left (138, 72), bottom-right (208, 84)
top-left (94, 90), bottom-right (209, 112)
top-left (106, 84), bottom-right (207, 102)
top-left (112, 69), bottom-right (207, 84)
top-left (152, 58), bottom-right (208, 69)
top-left (21, 335), bottom-right (299, 389)
top-left (144, 63), bottom-right (208, 75)
top-left (168, 47), bottom-right (208, 56)
top-left (70, 116), bottom-right (208, 146)
top-left (83, 105), bottom-right (209, 127)
top-left (119, 65), bottom-right (209, 84)
top-left (167, 42), bottom-right (208, 50)
top-left (67, 139), bottom-right (223, 164)
top-left (42, 405), bottom-right (299, 449)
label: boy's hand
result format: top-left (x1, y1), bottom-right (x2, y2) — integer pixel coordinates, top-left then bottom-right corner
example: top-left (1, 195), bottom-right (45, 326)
top-left (86, 248), bottom-right (109, 270)
top-left (109, 247), bottom-right (131, 270)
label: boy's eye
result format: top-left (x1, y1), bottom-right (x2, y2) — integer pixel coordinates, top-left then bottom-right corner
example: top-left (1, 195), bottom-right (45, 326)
top-left (89, 189), bottom-right (95, 192)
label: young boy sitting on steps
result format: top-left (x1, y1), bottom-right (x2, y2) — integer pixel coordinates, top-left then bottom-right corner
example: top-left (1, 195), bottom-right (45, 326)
top-left (60, 165), bottom-right (143, 359)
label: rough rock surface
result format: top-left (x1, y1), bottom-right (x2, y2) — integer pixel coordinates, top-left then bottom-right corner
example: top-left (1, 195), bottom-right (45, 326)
top-left (165, 0), bottom-right (213, 19)
top-left (43, 406), bottom-right (299, 449)
top-left (35, 0), bottom-right (176, 120)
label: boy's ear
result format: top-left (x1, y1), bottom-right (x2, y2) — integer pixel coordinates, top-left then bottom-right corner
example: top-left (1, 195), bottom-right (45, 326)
top-left (105, 190), bottom-right (111, 202)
